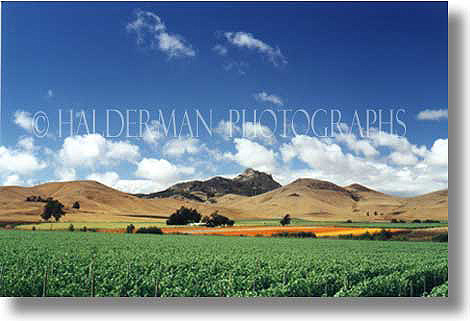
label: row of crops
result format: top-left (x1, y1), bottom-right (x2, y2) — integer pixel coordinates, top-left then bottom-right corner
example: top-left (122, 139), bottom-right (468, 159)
top-left (0, 230), bottom-right (448, 297)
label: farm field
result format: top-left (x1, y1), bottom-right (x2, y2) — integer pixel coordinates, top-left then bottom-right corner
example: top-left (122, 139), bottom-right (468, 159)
top-left (0, 230), bottom-right (448, 297)
top-left (14, 219), bottom-right (448, 231)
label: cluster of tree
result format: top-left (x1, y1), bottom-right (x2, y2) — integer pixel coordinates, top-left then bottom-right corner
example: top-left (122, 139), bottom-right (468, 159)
top-left (26, 196), bottom-right (52, 203)
top-left (280, 214), bottom-right (291, 226)
top-left (41, 199), bottom-right (65, 222)
top-left (201, 211), bottom-right (234, 227)
top-left (135, 226), bottom-right (163, 234)
top-left (272, 231), bottom-right (316, 238)
top-left (166, 206), bottom-right (202, 225)
top-left (390, 219), bottom-right (407, 223)
top-left (412, 219), bottom-right (441, 224)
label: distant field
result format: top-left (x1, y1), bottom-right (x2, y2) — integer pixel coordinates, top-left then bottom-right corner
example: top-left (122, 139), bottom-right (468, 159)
top-left (0, 230), bottom-right (448, 297)
top-left (15, 218), bottom-right (448, 231)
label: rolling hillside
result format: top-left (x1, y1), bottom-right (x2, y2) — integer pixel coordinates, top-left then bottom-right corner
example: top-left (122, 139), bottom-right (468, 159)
top-left (0, 171), bottom-right (448, 223)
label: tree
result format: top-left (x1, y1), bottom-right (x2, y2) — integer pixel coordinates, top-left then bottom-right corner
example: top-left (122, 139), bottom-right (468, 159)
top-left (280, 214), bottom-right (291, 226)
top-left (41, 199), bottom-right (65, 222)
top-left (166, 206), bottom-right (202, 225)
top-left (205, 211), bottom-right (234, 227)
top-left (72, 201), bottom-right (80, 209)
top-left (126, 224), bottom-right (135, 233)
top-left (68, 224), bottom-right (75, 232)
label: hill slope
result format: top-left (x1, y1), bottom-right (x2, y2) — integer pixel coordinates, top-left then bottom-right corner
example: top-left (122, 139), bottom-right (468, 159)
top-left (0, 174), bottom-right (448, 223)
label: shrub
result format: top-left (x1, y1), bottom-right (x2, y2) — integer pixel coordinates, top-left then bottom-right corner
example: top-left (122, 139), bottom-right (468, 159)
top-left (423, 219), bottom-right (440, 223)
top-left (41, 199), bottom-right (65, 222)
top-left (72, 201), bottom-right (80, 209)
top-left (32, 226), bottom-right (36, 231)
top-left (205, 211), bottom-right (234, 227)
top-left (280, 214), bottom-right (291, 226)
top-left (166, 206), bottom-right (201, 225)
top-left (68, 224), bottom-right (74, 232)
top-left (412, 219), bottom-right (422, 223)
top-left (432, 233), bottom-right (448, 242)
top-left (80, 226), bottom-right (87, 232)
top-left (126, 224), bottom-right (135, 233)
top-left (272, 231), bottom-right (316, 238)
top-left (345, 219), bottom-right (353, 223)
top-left (135, 226), bottom-right (163, 234)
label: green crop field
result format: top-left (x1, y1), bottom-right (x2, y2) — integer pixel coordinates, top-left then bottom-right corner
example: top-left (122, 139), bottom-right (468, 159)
top-left (0, 230), bottom-right (448, 297)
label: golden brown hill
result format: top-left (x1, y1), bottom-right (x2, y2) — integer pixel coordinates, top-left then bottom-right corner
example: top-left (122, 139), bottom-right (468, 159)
top-left (0, 178), bottom-right (448, 224)
top-left (0, 180), bottom-right (244, 224)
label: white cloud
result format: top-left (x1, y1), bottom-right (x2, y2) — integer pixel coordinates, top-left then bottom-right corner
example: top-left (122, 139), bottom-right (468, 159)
top-left (142, 120), bottom-right (163, 145)
top-left (213, 44), bottom-right (228, 56)
top-left (135, 158), bottom-right (194, 186)
top-left (224, 138), bottom-right (277, 173)
top-left (335, 133), bottom-right (378, 158)
top-left (215, 120), bottom-right (240, 140)
top-left (59, 134), bottom-right (140, 168)
top-left (14, 111), bottom-right (34, 132)
top-left (127, 9), bottom-right (195, 58)
top-left (279, 133), bottom-right (448, 196)
top-left (47, 89), bottom-right (54, 98)
top-left (3, 174), bottom-right (24, 186)
top-left (17, 137), bottom-right (35, 151)
top-left (163, 138), bottom-right (201, 157)
top-left (0, 146), bottom-right (46, 176)
top-left (242, 122), bottom-right (276, 145)
top-left (417, 109), bottom-right (448, 121)
top-left (55, 167), bottom-right (77, 182)
top-left (426, 138), bottom-right (448, 166)
top-left (87, 172), bottom-right (120, 187)
top-left (224, 32), bottom-right (287, 66)
top-left (388, 151), bottom-right (418, 166)
top-left (253, 91), bottom-right (283, 106)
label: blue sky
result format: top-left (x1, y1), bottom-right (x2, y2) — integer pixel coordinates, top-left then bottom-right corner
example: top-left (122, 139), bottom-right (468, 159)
top-left (1, 2), bottom-right (448, 196)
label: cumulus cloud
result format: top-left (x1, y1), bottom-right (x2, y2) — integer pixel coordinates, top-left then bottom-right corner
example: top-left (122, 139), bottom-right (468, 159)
top-left (142, 120), bottom-right (163, 145)
top-left (46, 89), bottom-right (54, 98)
top-left (242, 122), bottom-right (276, 145)
top-left (223, 32), bottom-right (287, 66)
top-left (426, 138), bottom-right (448, 166)
top-left (215, 120), bottom-right (240, 140)
top-left (59, 134), bottom-right (140, 168)
top-left (224, 138), bottom-right (277, 173)
top-left (279, 133), bottom-right (448, 196)
top-left (3, 174), bottom-right (24, 186)
top-left (135, 158), bottom-right (194, 185)
top-left (253, 91), bottom-right (283, 106)
top-left (14, 111), bottom-right (34, 132)
top-left (55, 167), bottom-right (77, 182)
top-left (335, 133), bottom-right (378, 158)
top-left (417, 109), bottom-right (448, 121)
top-left (0, 145), bottom-right (46, 176)
top-left (127, 9), bottom-right (195, 58)
top-left (163, 138), bottom-right (201, 157)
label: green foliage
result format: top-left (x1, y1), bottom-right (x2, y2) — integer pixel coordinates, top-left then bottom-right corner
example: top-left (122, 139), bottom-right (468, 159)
top-left (135, 227), bottom-right (163, 234)
top-left (205, 211), bottom-right (234, 227)
top-left (0, 230), bottom-right (447, 297)
top-left (272, 231), bottom-right (316, 238)
top-left (41, 199), bottom-right (65, 222)
top-left (126, 224), bottom-right (135, 234)
top-left (280, 214), bottom-right (291, 226)
top-left (432, 233), bottom-right (448, 243)
top-left (339, 229), bottom-right (394, 241)
top-left (166, 206), bottom-right (202, 225)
